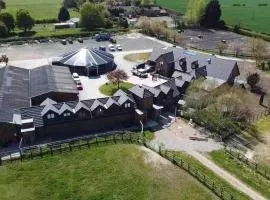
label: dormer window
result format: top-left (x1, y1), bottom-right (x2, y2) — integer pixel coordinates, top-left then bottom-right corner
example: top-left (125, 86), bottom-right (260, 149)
top-left (125, 103), bottom-right (131, 108)
top-left (47, 113), bottom-right (55, 119)
top-left (63, 112), bottom-right (71, 117)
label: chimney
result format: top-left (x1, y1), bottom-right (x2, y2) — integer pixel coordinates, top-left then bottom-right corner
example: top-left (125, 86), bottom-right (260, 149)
top-left (179, 57), bottom-right (187, 72)
top-left (191, 60), bottom-right (199, 70)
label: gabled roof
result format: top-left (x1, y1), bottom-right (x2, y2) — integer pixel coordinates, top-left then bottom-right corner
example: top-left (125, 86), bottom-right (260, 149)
top-left (141, 85), bottom-right (162, 98)
top-left (159, 84), bottom-right (171, 95)
top-left (150, 47), bottom-right (239, 82)
top-left (74, 101), bottom-right (90, 113)
top-left (91, 99), bottom-right (104, 111)
top-left (40, 98), bottom-right (57, 106)
top-left (174, 78), bottom-right (186, 88)
top-left (41, 104), bottom-right (59, 116)
top-left (128, 85), bottom-right (154, 99)
top-left (59, 103), bottom-right (74, 115)
top-left (105, 98), bottom-right (119, 109)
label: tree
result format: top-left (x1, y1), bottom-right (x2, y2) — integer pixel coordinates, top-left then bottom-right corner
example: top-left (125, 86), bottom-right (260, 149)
top-left (63, 0), bottom-right (78, 8)
top-left (141, 0), bottom-right (152, 6)
top-left (0, 21), bottom-right (8, 37)
top-left (80, 3), bottom-right (106, 30)
top-left (185, 0), bottom-right (207, 25)
top-left (247, 73), bottom-right (260, 89)
top-left (0, 13), bottom-right (15, 33)
top-left (16, 9), bottom-right (35, 32)
top-left (137, 16), bottom-right (151, 33)
top-left (249, 38), bottom-right (267, 66)
top-left (231, 42), bottom-right (242, 57)
top-left (0, 0), bottom-right (6, 10)
top-left (58, 7), bottom-right (70, 22)
top-left (107, 69), bottom-right (129, 89)
top-left (200, 0), bottom-right (221, 28)
top-left (119, 18), bottom-right (129, 28)
top-left (217, 42), bottom-right (227, 55)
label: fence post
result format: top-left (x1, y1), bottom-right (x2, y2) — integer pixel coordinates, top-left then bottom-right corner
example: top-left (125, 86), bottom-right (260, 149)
top-left (50, 146), bottom-right (53, 155)
top-left (69, 143), bottom-right (72, 151)
top-left (30, 150), bottom-right (33, 159)
top-left (40, 147), bottom-right (43, 158)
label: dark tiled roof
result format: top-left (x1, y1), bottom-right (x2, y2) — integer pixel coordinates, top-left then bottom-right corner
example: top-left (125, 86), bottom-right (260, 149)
top-left (150, 47), bottom-right (239, 82)
top-left (30, 65), bottom-right (78, 98)
top-left (128, 85), bottom-right (154, 99)
top-left (55, 47), bottom-right (114, 68)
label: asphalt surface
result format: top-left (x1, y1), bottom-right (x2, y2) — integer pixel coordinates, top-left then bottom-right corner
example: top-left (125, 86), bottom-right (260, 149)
top-left (0, 33), bottom-right (165, 61)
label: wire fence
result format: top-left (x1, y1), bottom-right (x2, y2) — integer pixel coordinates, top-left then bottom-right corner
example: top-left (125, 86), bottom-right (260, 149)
top-left (225, 148), bottom-right (270, 181)
top-left (0, 132), bottom-right (236, 200)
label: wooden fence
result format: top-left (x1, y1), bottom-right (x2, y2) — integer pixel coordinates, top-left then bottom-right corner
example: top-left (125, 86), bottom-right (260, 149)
top-left (0, 132), bottom-right (236, 200)
top-left (225, 148), bottom-right (270, 181)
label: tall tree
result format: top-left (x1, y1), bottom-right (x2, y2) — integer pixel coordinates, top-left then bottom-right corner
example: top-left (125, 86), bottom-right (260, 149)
top-left (185, 0), bottom-right (207, 25)
top-left (107, 69), bottom-right (128, 89)
top-left (80, 3), bottom-right (106, 30)
top-left (247, 73), bottom-right (260, 89)
top-left (16, 9), bottom-right (35, 32)
top-left (0, 13), bottom-right (15, 33)
top-left (0, 21), bottom-right (8, 37)
top-left (0, 0), bottom-right (6, 10)
top-left (200, 0), bottom-right (221, 28)
top-left (58, 7), bottom-right (70, 22)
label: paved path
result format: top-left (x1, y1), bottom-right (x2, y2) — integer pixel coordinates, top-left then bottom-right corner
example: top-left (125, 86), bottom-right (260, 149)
top-left (189, 151), bottom-right (267, 200)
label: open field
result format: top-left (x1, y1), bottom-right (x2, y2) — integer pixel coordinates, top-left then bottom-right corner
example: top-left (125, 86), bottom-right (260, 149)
top-left (5, 0), bottom-right (80, 20)
top-left (0, 144), bottom-right (219, 200)
top-left (210, 150), bottom-right (270, 199)
top-left (156, 0), bottom-right (270, 34)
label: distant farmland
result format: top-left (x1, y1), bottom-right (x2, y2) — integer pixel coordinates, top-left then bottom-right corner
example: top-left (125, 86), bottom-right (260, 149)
top-left (156, 0), bottom-right (270, 34)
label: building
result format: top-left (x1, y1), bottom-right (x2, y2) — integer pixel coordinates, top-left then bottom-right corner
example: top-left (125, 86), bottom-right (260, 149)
top-left (0, 65), bottom-right (78, 144)
top-left (52, 47), bottom-right (116, 76)
top-left (148, 47), bottom-right (240, 85)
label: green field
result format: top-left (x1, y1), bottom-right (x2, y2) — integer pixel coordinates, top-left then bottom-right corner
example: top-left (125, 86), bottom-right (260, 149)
top-left (0, 144), bottom-right (219, 200)
top-left (5, 0), bottom-right (79, 20)
top-left (156, 0), bottom-right (270, 34)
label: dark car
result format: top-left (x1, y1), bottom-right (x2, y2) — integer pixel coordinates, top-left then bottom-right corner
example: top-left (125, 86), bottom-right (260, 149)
top-left (132, 70), bottom-right (148, 78)
top-left (133, 62), bottom-right (145, 70)
top-left (95, 34), bottom-right (112, 42)
top-left (99, 46), bottom-right (106, 51)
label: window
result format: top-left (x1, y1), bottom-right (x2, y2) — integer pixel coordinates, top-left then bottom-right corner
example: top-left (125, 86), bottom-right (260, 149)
top-left (125, 103), bottom-right (131, 108)
top-left (47, 113), bottom-right (55, 119)
top-left (159, 61), bottom-right (164, 66)
top-left (63, 112), bottom-right (71, 117)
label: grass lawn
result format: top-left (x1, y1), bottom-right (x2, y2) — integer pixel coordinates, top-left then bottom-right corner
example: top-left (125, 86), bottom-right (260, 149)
top-left (5, 0), bottom-right (80, 20)
top-left (99, 82), bottom-right (134, 96)
top-left (144, 130), bottom-right (155, 141)
top-left (210, 150), bottom-right (270, 199)
top-left (156, 0), bottom-right (270, 34)
top-left (172, 151), bottom-right (250, 200)
top-left (0, 144), bottom-right (219, 200)
top-left (124, 52), bottom-right (151, 62)
top-left (254, 116), bottom-right (270, 133)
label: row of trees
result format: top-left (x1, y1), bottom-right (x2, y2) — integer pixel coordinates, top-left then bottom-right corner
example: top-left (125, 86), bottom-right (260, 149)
top-left (185, 0), bottom-right (223, 28)
top-left (0, 9), bottom-right (35, 37)
top-left (137, 17), bottom-right (184, 45)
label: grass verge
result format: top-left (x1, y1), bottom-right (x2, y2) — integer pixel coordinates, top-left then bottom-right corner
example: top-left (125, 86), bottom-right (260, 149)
top-left (124, 52), bottom-right (151, 62)
top-left (172, 151), bottom-right (251, 200)
top-left (210, 150), bottom-right (270, 199)
top-left (99, 82), bottom-right (134, 96)
top-left (0, 144), bottom-right (219, 200)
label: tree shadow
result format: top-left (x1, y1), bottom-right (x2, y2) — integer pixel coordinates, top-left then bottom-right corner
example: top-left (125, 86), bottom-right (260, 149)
top-left (18, 31), bottom-right (37, 37)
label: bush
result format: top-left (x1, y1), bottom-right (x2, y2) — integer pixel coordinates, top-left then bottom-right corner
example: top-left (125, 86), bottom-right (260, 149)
top-left (0, 0), bottom-right (6, 9)
top-left (119, 18), bottom-right (129, 28)
top-left (0, 21), bottom-right (8, 37)
top-left (233, 24), bottom-right (240, 33)
top-left (0, 12), bottom-right (15, 33)
top-left (35, 18), bottom-right (58, 24)
top-left (58, 7), bottom-right (70, 22)
top-left (16, 9), bottom-right (35, 32)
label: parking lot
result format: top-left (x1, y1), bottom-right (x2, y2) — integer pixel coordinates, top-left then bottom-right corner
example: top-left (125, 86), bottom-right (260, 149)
top-left (0, 33), bottom-right (166, 61)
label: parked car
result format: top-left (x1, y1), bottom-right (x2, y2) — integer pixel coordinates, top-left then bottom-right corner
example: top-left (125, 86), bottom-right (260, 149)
top-left (99, 46), bottom-right (106, 51)
top-left (108, 44), bottom-right (115, 51)
top-left (61, 39), bottom-right (67, 45)
top-left (133, 62), bottom-right (145, 70)
top-left (116, 44), bottom-right (122, 51)
top-left (132, 70), bottom-right (148, 78)
top-left (137, 65), bottom-right (152, 73)
top-left (75, 79), bottom-right (83, 90)
top-left (78, 38), bottom-right (83, 43)
top-left (72, 73), bottom-right (80, 81)
top-left (95, 34), bottom-right (112, 42)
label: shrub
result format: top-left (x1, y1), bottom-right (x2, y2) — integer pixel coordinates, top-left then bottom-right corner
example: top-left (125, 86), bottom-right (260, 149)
top-left (0, 21), bottom-right (8, 37)
top-left (16, 9), bottom-right (35, 32)
top-left (0, 12), bottom-right (15, 33)
top-left (58, 7), bottom-right (70, 22)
